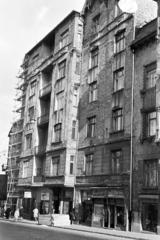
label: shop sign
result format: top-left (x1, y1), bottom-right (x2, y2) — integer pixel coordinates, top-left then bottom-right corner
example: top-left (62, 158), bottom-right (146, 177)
top-left (41, 192), bottom-right (50, 201)
top-left (92, 188), bottom-right (107, 198)
top-left (24, 191), bottom-right (32, 198)
top-left (108, 189), bottom-right (124, 197)
top-left (65, 191), bottom-right (73, 199)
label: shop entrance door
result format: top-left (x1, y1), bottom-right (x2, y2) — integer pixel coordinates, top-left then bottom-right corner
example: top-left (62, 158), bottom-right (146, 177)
top-left (53, 188), bottom-right (61, 214)
top-left (110, 205), bottom-right (115, 228)
top-left (142, 203), bottom-right (158, 232)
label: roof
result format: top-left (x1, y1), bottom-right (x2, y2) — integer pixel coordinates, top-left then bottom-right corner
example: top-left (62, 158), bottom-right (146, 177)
top-left (25, 10), bottom-right (80, 56)
top-left (131, 18), bottom-right (157, 48)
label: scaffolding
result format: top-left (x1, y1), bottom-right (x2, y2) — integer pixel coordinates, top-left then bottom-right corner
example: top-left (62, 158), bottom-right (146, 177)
top-left (6, 55), bottom-right (29, 213)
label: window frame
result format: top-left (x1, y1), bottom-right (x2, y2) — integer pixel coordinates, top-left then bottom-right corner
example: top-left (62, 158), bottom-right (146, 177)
top-left (85, 154), bottom-right (93, 176)
top-left (145, 62), bottom-right (156, 89)
top-left (144, 160), bottom-right (158, 187)
top-left (115, 30), bottom-right (125, 54)
top-left (87, 116), bottom-right (96, 138)
top-left (23, 161), bottom-right (29, 178)
top-left (146, 111), bottom-right (156, 137)
top-left (112, 108), bottom-right (123, 132)
top-left (111, 150), bottom-right (122, 174)
top-left (60, 30), bottom-right (69, 49)
top-left (51, 156), bottom-right (60, 176)
top-left (72, 120), bottom-right (77, 140)
top-left (58, 60), bottom-right (66, 79)
top-left (54, 123), bottom-right (62, 142)
top-left (92, 14), bottom-right (100, 35)
top-left (89, 81), bottom-right (98, 103)
top-left (26, 134), bottom-right (32, 149)
top-left (70, 155), bottom-right (74, 175)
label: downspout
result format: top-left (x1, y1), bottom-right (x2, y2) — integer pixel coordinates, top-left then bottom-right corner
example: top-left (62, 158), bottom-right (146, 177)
top-left (129, 13), bottom-right (136, 231)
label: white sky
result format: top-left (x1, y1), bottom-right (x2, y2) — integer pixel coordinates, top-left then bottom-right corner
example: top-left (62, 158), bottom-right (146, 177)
top-left (0, 0), bottom-right (85, 153)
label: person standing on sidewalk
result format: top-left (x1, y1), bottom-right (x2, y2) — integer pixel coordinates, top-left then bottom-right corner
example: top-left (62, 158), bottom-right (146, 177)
top-left (14, 208), bottom-right (19, 222)
top-left (33, 207), bottom-right (38, 221)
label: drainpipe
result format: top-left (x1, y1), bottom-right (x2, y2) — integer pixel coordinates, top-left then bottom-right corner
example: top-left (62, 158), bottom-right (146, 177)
top-left (129, 13), bottom-right (136, 232)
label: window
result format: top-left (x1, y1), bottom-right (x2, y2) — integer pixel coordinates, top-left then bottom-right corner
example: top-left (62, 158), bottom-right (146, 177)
top-left (70, 155), bottom-right (74, 175)
top-left (114, 1), bottom-right (122, 18)
top-left (88, 48), bottom-right (99, 83)
top-left (51, 157), bottom-right (60, 176)
top-left (55, 78), bottom-right (65, 93)
top-left (76, 55), bottom-right (81, 74)
top-left (54, 123), bottom-right (62, 142)
top-left (87, 116), bottom-right (96, 138)
top-left (60, 30), bottom-right (68, 49)
top-left (58, 61), bottom-right (66, 79)
top-left (23, 161), bottom-right (29, 178)
top-left (73, 92), bottom-right (78, 107)
top-left (36, 168), bottom-right (42, 176)
top-left (85, 154), bottom-right (93, 175)
top-left (55, 92), bottom-right (64, 111)
top-left (32, 53), bottom-right (39, 62)
top-left (145, 62), bottom-right (156, 89)
top-left (146, 111), bottom-right (156, 136)
top-left (111, 150), bottom-right (122, 174)
top-left (112, 90), bottom-right (123, 108)
top-left (30, 80), bottom-right (36, 96)
top-left (26, 134), bottom-right (32, 149)
top-left (28, 107), bottom-right (34, 121)
top-left (144, 160), bottom-right (158, 187)
top-left (77, 24), bottom-right (82, 42)
top-left (113, 68), bottom-right (124, 92)
top-left (91, 48), bottom-right (98, 68)
top-left (72, 121), bottom-right (76, 140)
top-left (29, 95), bottom-right (35, 107)
top-left (54, 109), bottom-right (63, 124)
top-left (92, 15), bottom-right (100, 35)
top-left (89, 82), bottom-right (97, 102)
top-left (112, 109), bottom-right (123, 131)
top-left (115, 31), bottom-right (125, 53)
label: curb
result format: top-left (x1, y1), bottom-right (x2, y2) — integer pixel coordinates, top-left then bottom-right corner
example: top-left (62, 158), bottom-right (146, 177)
top-left (0, 218), bottom-right (156, 240)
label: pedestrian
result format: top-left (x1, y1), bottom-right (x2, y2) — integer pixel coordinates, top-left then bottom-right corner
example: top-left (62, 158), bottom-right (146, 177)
top-left (19, 206), bottom-right (23, 219)
top-left (1, 207), bottom-right (4, 218)
top-left (14, 208), bottom-right (19, 222)
top-left (33, 207), bottom-right (38, 221)
top-left (70, 208), bottom-right (75, 225)
top-left (5, 207), bottom-right (11, 219)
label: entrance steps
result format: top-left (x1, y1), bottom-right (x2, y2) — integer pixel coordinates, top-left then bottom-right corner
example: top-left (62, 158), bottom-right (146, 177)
top-left (38, 214), bottom-right (71, 226)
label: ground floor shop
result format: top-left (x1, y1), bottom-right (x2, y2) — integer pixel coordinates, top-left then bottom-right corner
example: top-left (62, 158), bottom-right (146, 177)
top-left (17, 186), bottom-right (74, 221)
top-left (132, 194), bottom-right (160, 235)
top-left (75, 187), bottom-right (129, 231)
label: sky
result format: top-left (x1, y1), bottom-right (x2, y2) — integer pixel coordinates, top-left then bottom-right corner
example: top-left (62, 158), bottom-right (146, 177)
top-left (0, 0), bottom-right (85, 155)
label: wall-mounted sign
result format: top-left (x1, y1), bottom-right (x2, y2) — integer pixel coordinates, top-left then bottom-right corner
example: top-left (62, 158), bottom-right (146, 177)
top-left (65, 191), bottom-right (73, 199)
top-left (41, 193), bottom-right (50, 201)
top-left (92, 188), bottom-right (107, 198)
top-left (24, 191), bottom-right (32, 198)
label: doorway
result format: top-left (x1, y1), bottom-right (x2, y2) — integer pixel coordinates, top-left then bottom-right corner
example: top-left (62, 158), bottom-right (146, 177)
top-left (110, 205), bottom-right (115, 228)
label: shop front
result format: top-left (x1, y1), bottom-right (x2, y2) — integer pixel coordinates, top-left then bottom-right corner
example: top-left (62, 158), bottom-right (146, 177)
top-left (139, 194), bottom-right (159, 234)
top-left (81, 190), bottom-right (92, 225)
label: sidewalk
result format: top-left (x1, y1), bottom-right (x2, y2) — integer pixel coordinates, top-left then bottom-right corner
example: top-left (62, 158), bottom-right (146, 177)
top-left (0, 217), bottom-right (160, 240)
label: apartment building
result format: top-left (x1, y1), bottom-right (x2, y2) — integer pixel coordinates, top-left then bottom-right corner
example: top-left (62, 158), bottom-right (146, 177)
top-left (131, 12), bottom-right (160, 235)
top-left (74, 0), bottom-right (157, 231)
top-left (7, 10), bottom-right (83, 221)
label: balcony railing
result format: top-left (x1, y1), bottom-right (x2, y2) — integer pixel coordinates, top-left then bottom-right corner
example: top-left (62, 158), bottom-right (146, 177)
top-left (37, 113), bottom-right (49, 126)
top-left (34, 175), bottom-right (45, 183)
top-left (39, 84), bottom-right (52, 98)
top-left (35, 144), bottom-right (46, 155)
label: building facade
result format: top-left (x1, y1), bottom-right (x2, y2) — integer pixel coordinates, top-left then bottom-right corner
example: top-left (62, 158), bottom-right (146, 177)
top-left (74, 0), bottom-right (157, 232)
top-left (7, 10), bottom-right (83, 221)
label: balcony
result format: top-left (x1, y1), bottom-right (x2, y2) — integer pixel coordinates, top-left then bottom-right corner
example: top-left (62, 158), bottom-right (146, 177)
top-left (34, 175), bottom-right (45, 183)
top-left (39, 84), bottom-right (52, 99)
top-left (37, 113), bottom-right (49, 127)
top-left (20, 148), bottom-right (34, 158)
top-left (35, 144), bottom-right (46, 155)
top-left (10, 149), bottom-right (21, 158)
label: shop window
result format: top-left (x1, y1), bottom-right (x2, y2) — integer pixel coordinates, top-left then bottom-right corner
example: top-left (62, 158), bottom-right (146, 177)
top-left (111, 150), bottom-right (122, 174)
top-left (58, 60), bottom-right (66, 79)
top-left (112, 109), bottom-right (123, 131)
top-left (26, 134), bottom-right (32, 149)
top-left (142, 203), bottom-right (158, 232)
top-left (145, 62), bottom-right (156, 89)
top-left (92, 15), bottom-right (100, 35)
top-left (72, 120), bottom-right (76, 140)
top-left (89, 81), bottom-right (97, 103)
top-left (51, 156), bottom-right (60, 176)
top-left (70, 155), bottom-right (74, 175)
top-left (144, 160), bottom-right (158, 187)
top-left (23, 161), bottom-right (29, 178)
top-left (146, 111), bottom-right (156, 137)
top-left (85, 154), bottom-right (93, 175)
top-left (60, 30), bottom-right (68, 49)
top-left (87, 116), bottom-right (96, 138)
top-left (54, 123), bottom-right (62, 142)
top-left (116, 206), bottom-right (125, 226)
